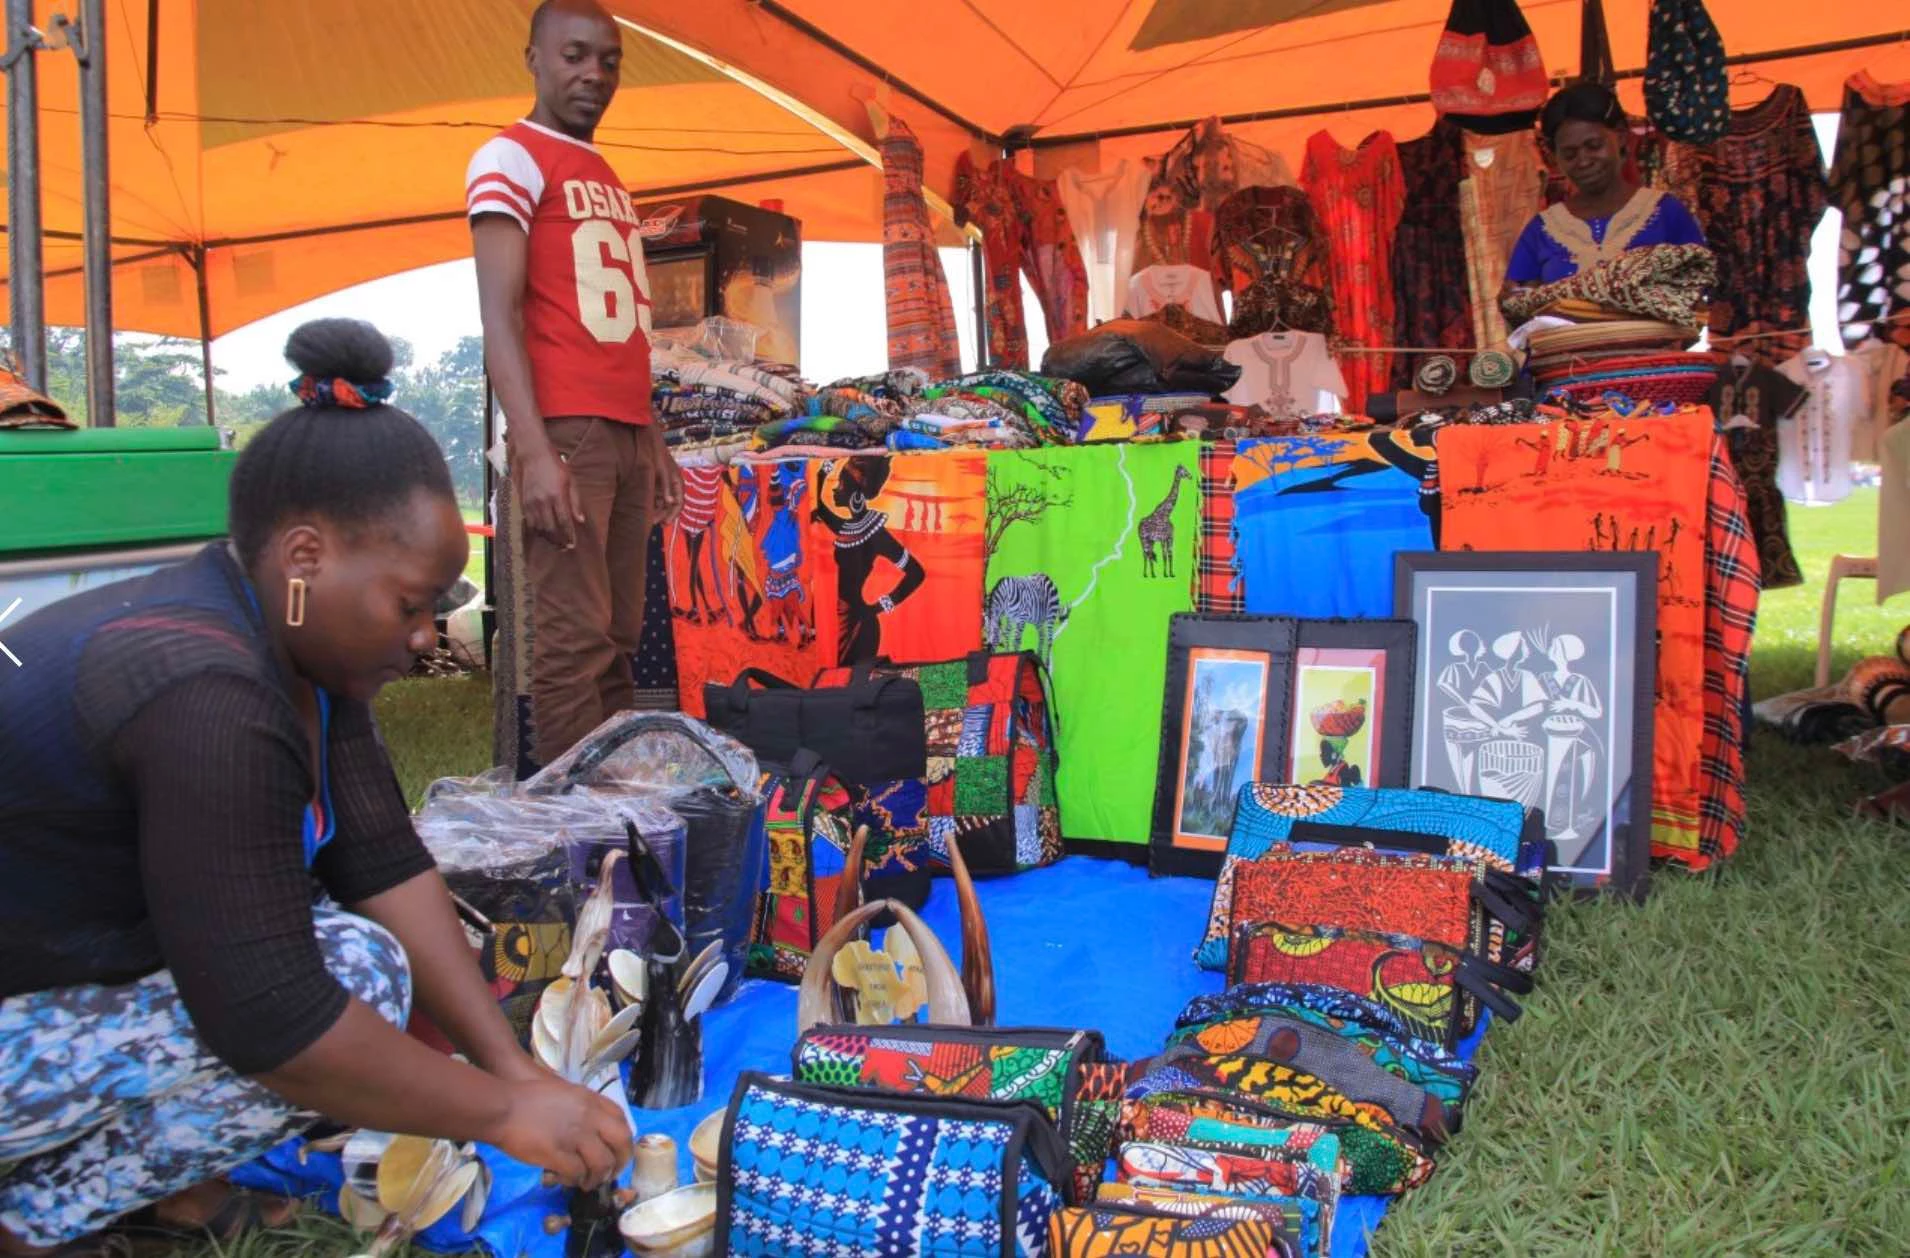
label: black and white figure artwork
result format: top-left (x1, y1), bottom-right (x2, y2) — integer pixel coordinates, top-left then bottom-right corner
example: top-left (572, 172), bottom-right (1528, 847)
top-left (1396, 553), bottom-right (1656, 900)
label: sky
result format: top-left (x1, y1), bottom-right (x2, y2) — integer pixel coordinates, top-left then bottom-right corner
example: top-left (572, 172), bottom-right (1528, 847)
top-left (207, 118), bottom-right (1848, 394)
top-left (208, 242), bottom-right (1043, 393)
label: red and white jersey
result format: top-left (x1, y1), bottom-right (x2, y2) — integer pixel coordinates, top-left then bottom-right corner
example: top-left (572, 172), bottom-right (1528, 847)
top-left (466, 120), bottom-right (653, 425)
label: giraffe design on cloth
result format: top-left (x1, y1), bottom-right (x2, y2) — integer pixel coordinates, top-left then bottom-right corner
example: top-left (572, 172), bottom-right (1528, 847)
top-left (1139, 464), bottom-right (1193, 579)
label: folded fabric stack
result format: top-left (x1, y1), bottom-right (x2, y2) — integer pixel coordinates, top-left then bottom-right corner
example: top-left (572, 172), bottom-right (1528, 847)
top-left (1505, 244), bottom-right (1725, 409)
top-left (1066, 782), bottom-right (1551, 1255)
top-left (653, 345), bottom-right (813, 464)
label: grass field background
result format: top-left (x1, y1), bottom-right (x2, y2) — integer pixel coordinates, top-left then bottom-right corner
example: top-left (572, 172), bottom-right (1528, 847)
top-left (194, 489), bottom-right (1908, 1256)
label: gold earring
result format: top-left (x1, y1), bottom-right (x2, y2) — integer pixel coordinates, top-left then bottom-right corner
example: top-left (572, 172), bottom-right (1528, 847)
top-left (286, 577), bottom-right (307, 628)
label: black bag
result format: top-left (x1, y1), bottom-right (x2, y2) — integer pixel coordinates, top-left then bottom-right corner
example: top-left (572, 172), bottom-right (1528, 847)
top-left (703, 666), bottom-right (928, 787)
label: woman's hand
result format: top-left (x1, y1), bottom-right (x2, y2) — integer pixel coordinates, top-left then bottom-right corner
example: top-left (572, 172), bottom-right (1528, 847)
top-left (488, 1077), bottom-right (633, 1190)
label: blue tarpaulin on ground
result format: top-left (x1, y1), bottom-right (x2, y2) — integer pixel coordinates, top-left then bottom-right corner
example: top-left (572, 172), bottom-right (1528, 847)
top-left (238, 857), bottom-right (1488, 1256)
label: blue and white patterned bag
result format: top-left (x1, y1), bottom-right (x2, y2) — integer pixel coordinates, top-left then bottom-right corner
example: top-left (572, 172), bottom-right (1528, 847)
top-left (716, 1072), bottom-right (1070, 1257)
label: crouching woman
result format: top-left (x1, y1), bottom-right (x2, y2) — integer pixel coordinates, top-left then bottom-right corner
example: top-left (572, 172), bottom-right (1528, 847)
top-left (0, 320), bottom-right (630, 1253)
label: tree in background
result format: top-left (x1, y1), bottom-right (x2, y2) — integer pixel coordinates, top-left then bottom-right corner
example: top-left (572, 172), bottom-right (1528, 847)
top-left (3, 328), bottom-right (487, 509)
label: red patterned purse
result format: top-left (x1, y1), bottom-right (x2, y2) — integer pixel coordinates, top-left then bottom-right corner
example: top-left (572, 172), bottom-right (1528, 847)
top-left (1229, 921), bottom-right (1530, 1049)
top-left (1225, 847), bottom-right (1482, 968)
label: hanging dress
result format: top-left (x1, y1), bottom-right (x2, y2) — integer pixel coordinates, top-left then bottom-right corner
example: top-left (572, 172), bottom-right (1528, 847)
top-left (881, 117), bottom-right (964, 380)
top-left (1829, 73), bottom-right (1910, 413)
top-left (1692, 85), bottom-right (1829, 366)
top-left (1302, 130), bottom-right (1405, 414)
top-left (1391, 118), bottom-right (1475, 388)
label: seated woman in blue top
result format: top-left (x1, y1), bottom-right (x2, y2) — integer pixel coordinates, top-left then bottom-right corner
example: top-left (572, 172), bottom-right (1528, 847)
top-left (0, 320), bottom-right (630, 1255)
top-left (1501, 82), bottom-right (1708, 300)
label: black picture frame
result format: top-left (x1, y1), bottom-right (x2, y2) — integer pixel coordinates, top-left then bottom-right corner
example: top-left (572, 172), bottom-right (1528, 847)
top-left (1394, 551), bottom-right (1657, 902)
top-left (1278, 617), bottom-right (1418, 793)
top-left (1148, 614), bottom-right (1298, 879)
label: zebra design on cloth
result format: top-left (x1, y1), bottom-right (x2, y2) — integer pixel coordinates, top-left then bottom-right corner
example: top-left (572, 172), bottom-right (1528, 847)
top-left (0, 906), bottom-right (412, 1246)
top-left (984, 573), bottom-right (1069, 665)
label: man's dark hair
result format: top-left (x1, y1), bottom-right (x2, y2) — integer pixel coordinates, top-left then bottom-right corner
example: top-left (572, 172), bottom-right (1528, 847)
top-left (228, 319), bottom-right (454, 564)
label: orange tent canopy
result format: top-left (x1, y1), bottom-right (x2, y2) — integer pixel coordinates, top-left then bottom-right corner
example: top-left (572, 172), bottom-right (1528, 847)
top-left (1, 0), bottom-right (1905, 337)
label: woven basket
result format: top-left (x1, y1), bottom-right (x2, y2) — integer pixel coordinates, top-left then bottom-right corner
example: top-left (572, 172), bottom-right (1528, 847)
top-left (1525, 320), bottom-right (1700, 358)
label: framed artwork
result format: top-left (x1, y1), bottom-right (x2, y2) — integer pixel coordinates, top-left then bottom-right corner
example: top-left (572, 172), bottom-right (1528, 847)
top-left (1149, 615), bottom-right (1298, 878)
top-left (1283, 619), bottom-right (1416, 791)
top-left (1394, 552), bottom-right (1656, 901)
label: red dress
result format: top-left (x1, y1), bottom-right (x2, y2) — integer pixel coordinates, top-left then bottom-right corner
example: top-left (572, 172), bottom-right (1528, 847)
top-left (1301, 130), bottom-right (1405, 415)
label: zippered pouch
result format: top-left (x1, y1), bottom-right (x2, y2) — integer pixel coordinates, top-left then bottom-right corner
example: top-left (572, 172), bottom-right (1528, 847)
top-left (1117, 1088), bottom-right (1434, 1196)
top-left (1196, 782), bottom-right (1545, 971)
top-left (1117, 1135), bottom-right (1341, 1208)
top-left (717, 1072), bottom-right (1067, 1257)
top-left (1082, 1184), bottom-right (1320, 1258)
top-left (1229, 922), bottom-right (1531, 1048)
top-left (1145, 1029), bottom-right (1452, 1140)
top-left (1176, 983), bottom-right (1472, 1072)
top-left (791, 1024), bottom-right (1114, 1203)
top-left (1167, 1010), bottom-right (1474, 1111)
top-left (1225, 847), bottom-right (1483, 974)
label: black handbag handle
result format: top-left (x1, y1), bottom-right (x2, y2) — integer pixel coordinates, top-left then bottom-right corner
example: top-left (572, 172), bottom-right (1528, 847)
top-left (1475, 876), bottom-right (1539, 936)
top-left (1455, 952), bottom-right (1528, 1024)
top-left (534, 714), bottom-right (747, 795)
top-left (728, 668), bottom-right (800, 702)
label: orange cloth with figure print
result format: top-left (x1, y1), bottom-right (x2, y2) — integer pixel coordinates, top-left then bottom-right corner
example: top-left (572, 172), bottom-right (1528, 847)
top-left (1438, 409), bottom-right (1714, 862)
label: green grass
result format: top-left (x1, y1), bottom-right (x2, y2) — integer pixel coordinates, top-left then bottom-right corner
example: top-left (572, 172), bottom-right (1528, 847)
top-left (195, 493), bottom-right (1907, 1256)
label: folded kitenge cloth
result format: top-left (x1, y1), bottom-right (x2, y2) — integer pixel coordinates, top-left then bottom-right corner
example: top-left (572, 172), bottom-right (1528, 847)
top-left (0, 368), bottom-right (71, 428)
top-left (1500, 243), bottom-right (1717, 329)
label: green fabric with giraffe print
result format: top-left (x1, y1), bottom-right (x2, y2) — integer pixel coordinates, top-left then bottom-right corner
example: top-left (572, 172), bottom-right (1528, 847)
top-left (983, 443), bottom-right (1198, 844)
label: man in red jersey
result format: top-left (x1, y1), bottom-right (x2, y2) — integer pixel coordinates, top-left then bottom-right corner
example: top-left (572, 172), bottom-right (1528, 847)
top-left (467, 0), bottom-right (682, 767)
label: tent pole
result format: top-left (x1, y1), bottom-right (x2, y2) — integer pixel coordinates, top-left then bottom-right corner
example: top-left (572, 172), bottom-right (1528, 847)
top-left (143, 0), bottom-right (158, 124)
top-left (193, 245), bottom-right (216, 427)
top-left (75, 0), bottom-right (114, 426)
top-left (968, 238), bottom-right (988, 372)
top-left (4, 0), bottom-right (46, 391)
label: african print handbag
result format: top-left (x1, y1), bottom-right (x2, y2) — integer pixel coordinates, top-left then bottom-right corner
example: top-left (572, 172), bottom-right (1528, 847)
top-left (791, 1023), bottom-right (1118, 1203)
top-left (1116, 1134), bottom-right (1342, 1207)
top-left (1195, 782), bottom-right (1547, 971)
top-left (1116, 1089), bottom-right (1433, 1197)
top-left (1094, 1185), bottom-right (1321, 1258)
top-left (813, 650), bottom-right (1063, 875)
top-left (1049, 1200), bottom-right (1309, 1258)
top-left (1175, 983), bottom-right (1479, 1087)
top-left (716, 1072), bottom-right (1069, 1257)
top-left (1167, 1007), bottom-right (1475, 1111)
top-left (1225, 847), bottom-right (1483, 960)
top-left (1146, 1020), bottom-right (1454, 1140)
top-left (745, 752), bottom-right (863, 982)
top-left (1229, 922), bottom-right (1530, 1049)
top-left (1428, 0), bottom-right (1549, 129)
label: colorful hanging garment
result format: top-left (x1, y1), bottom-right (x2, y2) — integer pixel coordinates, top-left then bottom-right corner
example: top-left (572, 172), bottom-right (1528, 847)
top-left (1196, 441), bottom-right (1244, 614)
top-left (1829, 74), bottom-right (1910, 390)
top-left (1428, 0), bottom-right (1549, 132)
top-left (953, 154), bottom-right (1091, 370)
top-left (1302, 131), bottom-right (1405, 414)
top-left (1391, 119), bottom-right (1475, 389)
top-left (1692, 85), bottom-right (1829, 366)
top-left (881, 117), bottom-right (964, 379)
top-left (667, 461), bottom-right (832, 718)
top-left (809, 452), bottom-right (986, 667)
top-left (1231, 430), bottom-right (1436, 619)
top-left (983, 443), bottom-right (1198, 844)
top-left (1134, 118), bottom-right (1293, 279)
top-left (1699, 440), bottom-right (1757, 866)
top-left (1438, 410), bottom-right (1715, 861)
top-left (1459, 129), bottom-right (1547, 351)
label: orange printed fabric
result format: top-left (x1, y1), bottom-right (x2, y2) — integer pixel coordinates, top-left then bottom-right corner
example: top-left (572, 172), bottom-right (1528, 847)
top-left (1438, 410), bottom-right (1714, 862)
top-left (809, 452), bottom-right (987, 668)
top-left (1228, 848), bottom-right (1478, 957)
top-left (667, 461), bottom-right (833, 718)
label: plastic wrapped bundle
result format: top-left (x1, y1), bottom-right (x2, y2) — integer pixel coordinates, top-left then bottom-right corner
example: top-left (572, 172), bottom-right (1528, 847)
top-left (1041, 319), bottom-right (1242, 396)
top-left (524, 713), bottom-right (765, 1008)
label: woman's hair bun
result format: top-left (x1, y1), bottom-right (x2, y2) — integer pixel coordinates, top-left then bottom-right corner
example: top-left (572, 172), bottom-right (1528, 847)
top-left (283, 317), bottom-right (395, 384)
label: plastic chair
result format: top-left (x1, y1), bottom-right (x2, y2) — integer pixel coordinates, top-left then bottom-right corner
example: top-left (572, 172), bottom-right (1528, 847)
top-left (1815, 555), bottom-right (1879, 687)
